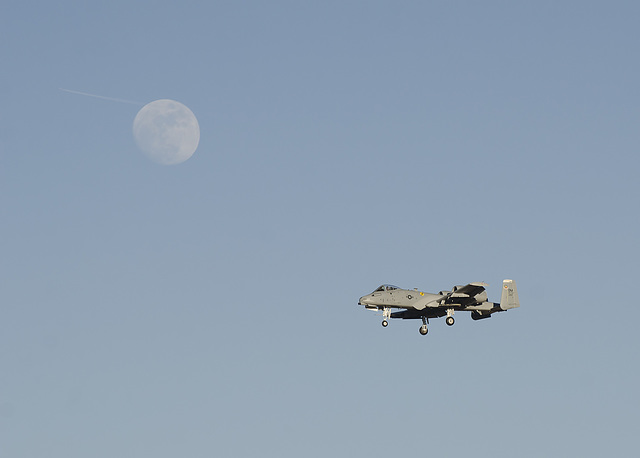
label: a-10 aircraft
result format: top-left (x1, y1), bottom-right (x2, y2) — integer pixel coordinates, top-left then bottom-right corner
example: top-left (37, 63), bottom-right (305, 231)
top-left (358, 279), bottom-right (519, 335)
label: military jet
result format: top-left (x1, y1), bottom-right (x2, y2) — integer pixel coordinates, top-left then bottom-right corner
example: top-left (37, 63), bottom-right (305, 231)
top-left (358, 279), bottom-right (519, 335)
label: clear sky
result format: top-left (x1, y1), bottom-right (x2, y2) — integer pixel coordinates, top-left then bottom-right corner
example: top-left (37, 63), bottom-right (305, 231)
top-left (2, 1), bottom-right (639, 456)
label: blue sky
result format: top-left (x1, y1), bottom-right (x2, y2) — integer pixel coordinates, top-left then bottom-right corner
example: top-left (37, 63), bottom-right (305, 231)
top-left (2, 1), bottom-right (639, 456)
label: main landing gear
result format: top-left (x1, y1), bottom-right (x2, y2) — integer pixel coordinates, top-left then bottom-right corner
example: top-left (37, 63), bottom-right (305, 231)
top-left (445, 309), bottom-right (455, 326)
top-left (419, 317), bottom-right (429, 335)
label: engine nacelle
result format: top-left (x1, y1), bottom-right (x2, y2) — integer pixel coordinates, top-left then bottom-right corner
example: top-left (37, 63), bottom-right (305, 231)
top-left (471, 311), bottom-right (492, 321)
top-left (474, 291), bottom-right (488, 303)
top-left (452, 285), bottom-right (464, 292)
top-left (438, 290), bottom-right (451, 296)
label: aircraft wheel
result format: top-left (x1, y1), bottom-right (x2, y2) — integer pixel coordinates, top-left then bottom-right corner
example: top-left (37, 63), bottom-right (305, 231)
top-left (381, 320), bottom-right (388, 327)
top-left (446, 316), bottom-right (455, 326)
top-left (419, 325), bottom-right (428, 335)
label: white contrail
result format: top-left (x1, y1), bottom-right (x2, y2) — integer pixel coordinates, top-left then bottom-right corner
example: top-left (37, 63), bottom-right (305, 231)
top-left (59, 88), bottom-right (143, 105)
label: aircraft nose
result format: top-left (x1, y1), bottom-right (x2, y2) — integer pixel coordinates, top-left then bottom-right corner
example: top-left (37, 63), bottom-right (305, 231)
top-left (359, 296), bottom-right (370, 305)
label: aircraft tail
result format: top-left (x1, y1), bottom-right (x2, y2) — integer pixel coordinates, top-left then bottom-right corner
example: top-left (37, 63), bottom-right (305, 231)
top-left (500, 279), bottom-right (520, 310)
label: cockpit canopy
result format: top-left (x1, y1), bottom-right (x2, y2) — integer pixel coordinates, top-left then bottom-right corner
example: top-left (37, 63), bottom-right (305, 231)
top-left (374, 284), bottom-right (400, 292)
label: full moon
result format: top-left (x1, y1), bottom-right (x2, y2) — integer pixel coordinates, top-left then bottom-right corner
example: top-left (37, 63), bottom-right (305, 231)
top-left (133, 99), bottom-right (200, 165)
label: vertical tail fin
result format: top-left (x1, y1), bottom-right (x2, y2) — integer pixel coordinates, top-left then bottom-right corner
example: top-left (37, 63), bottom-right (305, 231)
top-left (500, 279), bottom-right (520, 310)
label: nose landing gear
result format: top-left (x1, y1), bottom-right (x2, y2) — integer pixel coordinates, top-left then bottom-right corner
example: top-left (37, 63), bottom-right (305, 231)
top-left (381, 308), bottom-right (391, 327)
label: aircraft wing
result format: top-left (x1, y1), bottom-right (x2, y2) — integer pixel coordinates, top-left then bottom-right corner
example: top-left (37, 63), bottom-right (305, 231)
top-left (412, 282), bottom-right (489, 310)
top-left (450, 282), bottom-right (488, 298)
